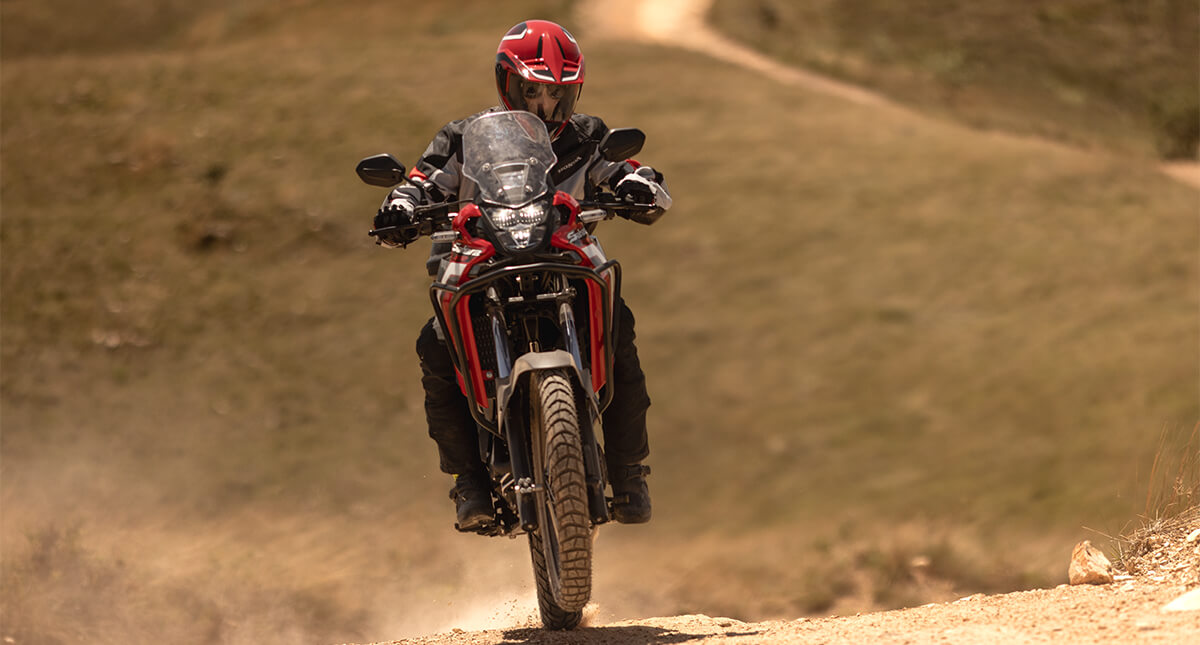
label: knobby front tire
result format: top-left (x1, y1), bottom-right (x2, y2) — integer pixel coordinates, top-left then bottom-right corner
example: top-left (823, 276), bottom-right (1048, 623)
top-left (527, 369), bottom-right (592, 630)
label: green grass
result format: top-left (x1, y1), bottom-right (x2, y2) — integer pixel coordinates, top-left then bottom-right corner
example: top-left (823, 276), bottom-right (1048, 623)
top-left (2, 1), bottom-right (1198, 640)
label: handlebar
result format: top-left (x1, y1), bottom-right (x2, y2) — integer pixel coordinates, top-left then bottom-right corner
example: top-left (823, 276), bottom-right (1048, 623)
top-left (368, 198), bottom-right (657, 242)
top-left (367, 201), bottom-right (459, 240)
top-left (576, 199), bottom-right (657, 223)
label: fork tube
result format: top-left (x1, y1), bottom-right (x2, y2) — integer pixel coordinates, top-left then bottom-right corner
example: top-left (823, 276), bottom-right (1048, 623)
top-left (489, 307), bottom-right (512, 380)
top-left (559, 302), bottom-right (585, 378)
top-left (559, 301), bottom-right (611, 524)
top-left (488, 292), bottom-right (532, 529)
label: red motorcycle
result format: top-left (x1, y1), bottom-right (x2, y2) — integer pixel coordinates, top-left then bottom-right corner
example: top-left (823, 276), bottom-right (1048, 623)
top-left (357, 111), bottom-right (653, 629)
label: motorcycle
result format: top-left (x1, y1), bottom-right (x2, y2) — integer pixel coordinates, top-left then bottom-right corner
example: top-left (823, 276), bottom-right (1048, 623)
top-left (356, 110), bottom-right (654, 630)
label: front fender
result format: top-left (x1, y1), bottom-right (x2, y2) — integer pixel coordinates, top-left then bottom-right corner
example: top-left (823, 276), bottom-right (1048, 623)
top-left (495, 350), bottom-right (600, 436)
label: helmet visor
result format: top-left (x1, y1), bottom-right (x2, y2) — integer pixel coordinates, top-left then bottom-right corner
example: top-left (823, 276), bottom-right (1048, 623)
top-left (503, 76), bottom-right (580, 128)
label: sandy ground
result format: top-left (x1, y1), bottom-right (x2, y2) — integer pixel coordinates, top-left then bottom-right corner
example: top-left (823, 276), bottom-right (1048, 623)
top-left (353, 514), bottom-right (1200, 644)
top-left (1162, 162), bottom-right (1200, 190)
top-left (367, 584), bottom-right (1199, 645)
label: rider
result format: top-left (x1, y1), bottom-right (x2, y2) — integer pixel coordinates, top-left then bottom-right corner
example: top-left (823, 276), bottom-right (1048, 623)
top-left (373, 20), bottom-right (672, 530)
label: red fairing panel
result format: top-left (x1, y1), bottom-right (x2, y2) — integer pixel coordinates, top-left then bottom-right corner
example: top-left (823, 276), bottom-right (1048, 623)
top-left (587, 282), bottom-right (607, 392)
top-left (456, 294), bottom-right (488, 409)
top-left (439, 203), bottom-right (496, 410)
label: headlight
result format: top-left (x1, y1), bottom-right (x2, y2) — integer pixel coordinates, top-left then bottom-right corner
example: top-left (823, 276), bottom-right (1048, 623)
top-left (484, 203), bottom-right (550, 251)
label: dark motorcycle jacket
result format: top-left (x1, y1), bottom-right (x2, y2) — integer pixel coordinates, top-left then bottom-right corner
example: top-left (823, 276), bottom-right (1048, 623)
top-left (381, 107), bottom-right (672, 275)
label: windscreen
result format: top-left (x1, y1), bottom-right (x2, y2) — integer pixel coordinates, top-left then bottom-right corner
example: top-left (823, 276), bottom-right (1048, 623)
top-left (462, 111), bottom-right (557, 208)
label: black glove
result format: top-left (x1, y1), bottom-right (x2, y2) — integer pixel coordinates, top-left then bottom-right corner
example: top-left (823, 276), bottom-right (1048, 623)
top-left (373, 197), bottom-right (419, 247)
top-left (614, 173), bottom-right (657, 205)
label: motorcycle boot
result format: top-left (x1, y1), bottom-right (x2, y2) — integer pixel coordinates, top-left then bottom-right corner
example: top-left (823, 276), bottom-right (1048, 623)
top-left (609, 463), bottom-right (651, 524)
top-left (450, 470), bottom-right (495, 531)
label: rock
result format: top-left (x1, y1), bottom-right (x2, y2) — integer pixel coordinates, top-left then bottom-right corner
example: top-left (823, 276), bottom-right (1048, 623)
top-left (1186, 528), bottom-right (1200, 544)
top-left (1069, 540), bottom-right (1114, 585)
top-left (1163, 588), bottom-right (1200, 612)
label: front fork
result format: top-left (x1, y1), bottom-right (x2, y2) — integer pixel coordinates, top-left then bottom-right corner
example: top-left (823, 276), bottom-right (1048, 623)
top-left (558, 301), bottom-right (611, 526)
top-left (485, 289), bottom-right (540, 532)
top-left (488, 289), bottom-right (611, 531)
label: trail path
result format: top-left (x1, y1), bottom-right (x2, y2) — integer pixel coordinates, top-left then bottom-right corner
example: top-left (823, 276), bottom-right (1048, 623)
top-left (372, 579), bottom-right (1200, 644)
top-left (578, 0), bottom-right (895, 109)
top-left (360, 511), bottom-right (1200, 644)
top-left (579, 0), bottom-right (1200, 190)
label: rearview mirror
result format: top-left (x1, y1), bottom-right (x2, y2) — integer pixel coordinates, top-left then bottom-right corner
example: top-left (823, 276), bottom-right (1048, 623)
top-left (356, 154), bottom-right (407, 187)
top-left (598, 128), bottom-right (645, 162)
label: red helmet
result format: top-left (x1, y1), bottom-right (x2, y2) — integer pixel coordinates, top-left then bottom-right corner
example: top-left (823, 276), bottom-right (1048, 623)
top-left (495, 20), bottom-right (585, 139)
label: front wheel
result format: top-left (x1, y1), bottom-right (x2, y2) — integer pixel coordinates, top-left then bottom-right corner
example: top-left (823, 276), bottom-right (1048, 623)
top-left (527, 369), bottom-right (593, 630)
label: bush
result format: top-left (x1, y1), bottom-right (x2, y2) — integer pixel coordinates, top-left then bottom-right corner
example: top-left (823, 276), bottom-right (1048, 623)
top-left (1151, 90), bottom-right (1200, 160)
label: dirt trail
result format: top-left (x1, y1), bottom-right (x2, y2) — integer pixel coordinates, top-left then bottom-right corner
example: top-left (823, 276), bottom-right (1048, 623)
top-left (357, 514), bottom-right (1200, 644)
top-left (578, 0), bottom-right (895, 109)
top-left (370, 583), bottom-right (1199, 644)
top-left (579, 0), bottom-right (1200, 190)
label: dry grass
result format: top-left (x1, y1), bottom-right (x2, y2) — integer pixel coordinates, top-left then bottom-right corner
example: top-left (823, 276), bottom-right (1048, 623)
top-left (1114, 423), bottom-right (1200, 577)
top-left (1142, 423), bottom-right (1200, 521)
top-left (709, 0), bottom-right (1200, 159)
top-left (1117, 506), bottom-right (1200, 586)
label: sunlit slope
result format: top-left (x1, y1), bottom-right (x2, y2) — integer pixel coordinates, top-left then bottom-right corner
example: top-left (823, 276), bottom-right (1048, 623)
top-left (2, 1), bottom-right (1197, 637)
top-left (612, 56), bottom-right (1194, 535)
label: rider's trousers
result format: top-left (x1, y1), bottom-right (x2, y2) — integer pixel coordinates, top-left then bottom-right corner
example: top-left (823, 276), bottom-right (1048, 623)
top-left (415, 296), bottom-right (652, 476)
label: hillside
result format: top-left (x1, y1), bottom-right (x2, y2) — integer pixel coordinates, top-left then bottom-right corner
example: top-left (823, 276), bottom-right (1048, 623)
top-left (710, 0), bottom-right (1200, 160)
top-left (2, 1), bottom-right (1197, 643)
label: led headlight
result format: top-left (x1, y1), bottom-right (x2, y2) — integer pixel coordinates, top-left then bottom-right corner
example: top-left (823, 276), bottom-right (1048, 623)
top-left (484, 202), bottom-right (550, 251)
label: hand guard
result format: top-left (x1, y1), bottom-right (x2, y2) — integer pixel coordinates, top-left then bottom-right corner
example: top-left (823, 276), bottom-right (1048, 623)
top-left (614, 172), bottom-right (657, 205)
top-left (373, 197), bottom-right (419, 248)
top-left (613, 166), bottom-right (671, 224)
